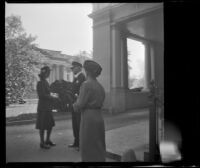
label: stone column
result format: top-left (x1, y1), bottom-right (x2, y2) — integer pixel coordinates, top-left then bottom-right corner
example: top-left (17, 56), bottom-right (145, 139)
top-left (91, 11), bottom-right (112, 110)
top-left (150, 43), bottom-right (155, 81)
top-left (59, 65), bottom-right (64, 80)
top-left (111, 25), bottom-right (122, 88)
top-left (49, 64), bottom-right (53, 84)
top-left (70, 71), bottom-right (73, 82)
top-left (63, 67), bottom-right (67, 81)
top-left (52, 64), bottom-right (56, 82)
top-left (121, 32), bottom-right (128, 89)
top-left (55, 64), bottom-right (59, 80)
top-left (110, 25), bottom-right (126, 113)
top-left (144, 42), bottom-right (151, 90)
top-left (153, 41), bottom-right (164, 90)
top-left (93, 20), bottom-right (111, 93)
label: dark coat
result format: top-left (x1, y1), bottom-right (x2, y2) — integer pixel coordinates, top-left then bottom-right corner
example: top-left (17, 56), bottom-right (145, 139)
top-left (50, 80), bottom-right (74, 112)
top-left (73, 79), bottom-right (106, 162)
top-left (36, 79), bottom-right (55, 130)
top-left (72, 73), bottom-right (86, 101)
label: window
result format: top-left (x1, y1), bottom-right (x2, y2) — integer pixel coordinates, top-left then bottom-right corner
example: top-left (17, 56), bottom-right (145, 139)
top-left (127, 38), bottom-right (146, 90)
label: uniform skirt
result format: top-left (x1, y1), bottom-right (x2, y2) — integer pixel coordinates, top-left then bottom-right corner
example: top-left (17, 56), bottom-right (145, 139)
top-left (80, 109), bottom-right (106, 162)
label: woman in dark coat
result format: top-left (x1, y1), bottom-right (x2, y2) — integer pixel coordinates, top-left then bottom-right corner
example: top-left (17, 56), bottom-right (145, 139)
top-left (73, 60), bottom-right (106, 162)
top-left (36, 66), bottom-right (58, 149)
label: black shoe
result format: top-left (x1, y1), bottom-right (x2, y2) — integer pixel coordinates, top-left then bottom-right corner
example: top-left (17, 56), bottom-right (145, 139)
top-left (45, 140), bottom-right (56, 146)
top-left (40, 143), bottom-right (50, 149)
top-left (68, 143), bottom-right (78, 148)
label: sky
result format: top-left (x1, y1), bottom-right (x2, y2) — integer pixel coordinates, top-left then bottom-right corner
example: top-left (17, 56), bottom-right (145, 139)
top-left (5, 3), bottom-right (145, 79)
top-left (5, 3), bottom-right (93, 56)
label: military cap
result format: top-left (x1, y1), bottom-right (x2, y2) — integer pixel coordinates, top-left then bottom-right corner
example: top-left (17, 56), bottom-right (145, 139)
top-left (70, 61), bottom-right (82, 69)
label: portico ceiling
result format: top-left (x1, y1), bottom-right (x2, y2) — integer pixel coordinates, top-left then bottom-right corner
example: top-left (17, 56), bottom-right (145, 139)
top-left (126, 10), bottom-right (163, 42)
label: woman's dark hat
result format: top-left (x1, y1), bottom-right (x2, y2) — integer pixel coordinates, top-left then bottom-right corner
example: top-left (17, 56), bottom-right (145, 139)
top-left (39, 66), bottom-right (51, 78)
top-left (70, 61), bottom-right (82, 69)
top-left (41, 66), bottom-right (51, 73)
top-left (83, 60), bottom-right (102, 77)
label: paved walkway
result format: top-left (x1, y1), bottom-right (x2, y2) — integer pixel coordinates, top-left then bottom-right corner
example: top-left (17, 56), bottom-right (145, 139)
top-left (6, 109), bottom-right (149, 162)
top-left (106, 121), bottom-right (149, 161)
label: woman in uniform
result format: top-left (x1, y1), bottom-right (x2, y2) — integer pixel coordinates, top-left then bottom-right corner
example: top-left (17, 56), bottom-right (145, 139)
top-left (36, 66), bottom-right (58, 149)
top-left (73, 60), bottom-right (106, 162)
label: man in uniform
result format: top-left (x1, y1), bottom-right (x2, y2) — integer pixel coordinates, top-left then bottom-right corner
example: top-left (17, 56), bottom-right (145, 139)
top-left (68, 61), bottom-right (85, 150)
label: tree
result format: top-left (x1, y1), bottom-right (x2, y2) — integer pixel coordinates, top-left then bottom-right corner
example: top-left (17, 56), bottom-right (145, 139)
top-left (5, 15), bottom-right (46, 105)
top-left (73, 50), bottom-right (92, 64)
top-left (127, 50), bottom-right (132, 72)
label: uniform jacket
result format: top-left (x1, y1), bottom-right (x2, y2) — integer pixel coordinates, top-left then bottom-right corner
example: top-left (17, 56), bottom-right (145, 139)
top-left (72, 72), bottom-right (85, 101)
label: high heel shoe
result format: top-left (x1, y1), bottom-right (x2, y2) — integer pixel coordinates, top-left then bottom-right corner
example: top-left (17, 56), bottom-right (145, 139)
top-left (45, 140), bottom-right (56, 146)
top-left (40, 143), bottom-right (50, 149)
